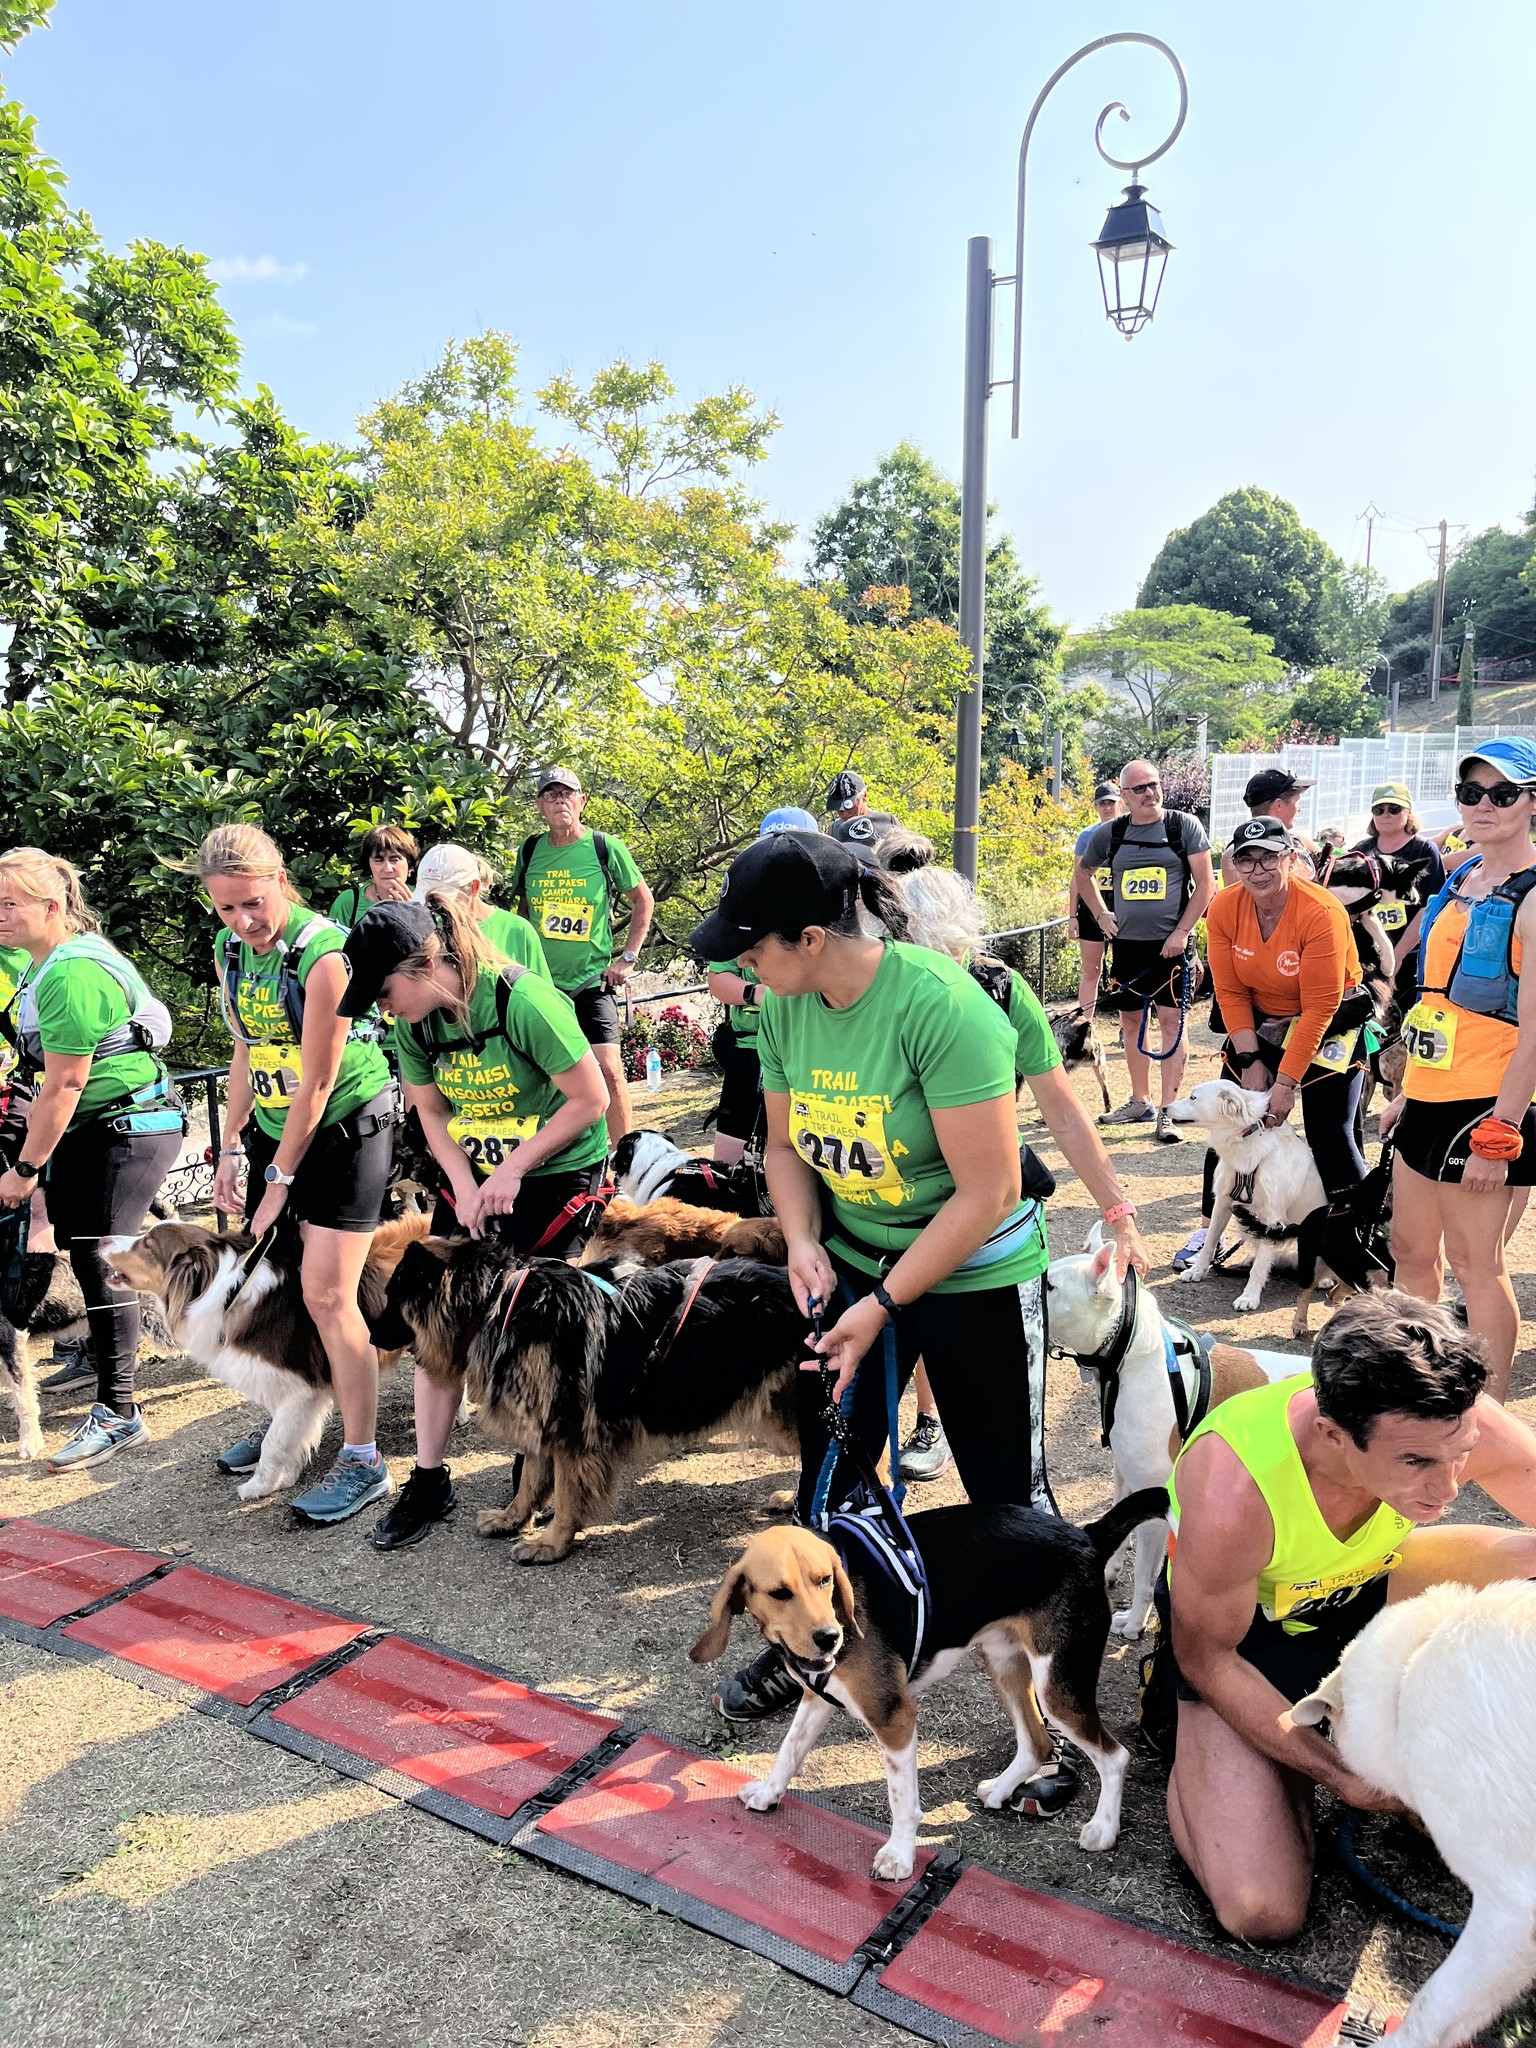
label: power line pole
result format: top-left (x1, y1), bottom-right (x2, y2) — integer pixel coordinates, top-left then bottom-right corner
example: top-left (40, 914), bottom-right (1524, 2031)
top-left (1427, 518), bottom-right (1449, 704)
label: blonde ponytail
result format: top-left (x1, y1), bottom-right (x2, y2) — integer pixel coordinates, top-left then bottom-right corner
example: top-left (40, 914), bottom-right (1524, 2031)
top-left (395, 890), bottom-right (506, 1022)
top-left (0, 848), bottom-right (102, 933)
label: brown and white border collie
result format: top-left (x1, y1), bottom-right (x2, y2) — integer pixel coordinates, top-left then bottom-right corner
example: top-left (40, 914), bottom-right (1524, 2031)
top-left (103, 1215), bottom-right (428, 1499)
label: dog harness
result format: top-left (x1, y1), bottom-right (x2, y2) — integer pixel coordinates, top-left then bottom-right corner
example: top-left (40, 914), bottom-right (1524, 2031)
top-left (221, 1223), bottom-right (281, 1314)
top-left (1054, 1269), bottom-right (1214, 1449)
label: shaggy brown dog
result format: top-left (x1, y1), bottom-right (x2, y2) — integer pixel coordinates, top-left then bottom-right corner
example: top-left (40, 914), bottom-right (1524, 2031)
top-left (578, 1195), bottom-right (786, 1271)
top-left (377, 1238), bottom-right (807, 1563)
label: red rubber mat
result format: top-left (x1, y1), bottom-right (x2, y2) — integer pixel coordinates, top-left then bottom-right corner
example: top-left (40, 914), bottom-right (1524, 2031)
top-left (260, 1636), bottom-right (620, 1833)
top-left (0, 1518), bottom-right (163, 1631)
top-left (519, 1733), bottom-right (935, 1992)
top-left (856, 1864), bottom-right (1349, 2046)
top-left (60, 1566), bottom-right (367, 1710)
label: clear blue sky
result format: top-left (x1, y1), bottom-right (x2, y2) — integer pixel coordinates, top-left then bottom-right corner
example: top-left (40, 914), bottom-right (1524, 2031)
top-left (12, 0), bottom-right (1535, 626)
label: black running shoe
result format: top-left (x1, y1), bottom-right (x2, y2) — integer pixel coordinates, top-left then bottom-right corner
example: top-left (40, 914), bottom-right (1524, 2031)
top-left (39, 1338), bottom-right (93, 1392)
top-left (370, 1464), bottom-right (457, 1551)
top-left (712, 1643), bottom-right (803, 1722)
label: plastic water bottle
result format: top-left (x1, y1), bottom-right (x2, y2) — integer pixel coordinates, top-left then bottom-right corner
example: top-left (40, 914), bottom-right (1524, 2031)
top-left (645, 1047), bottom-right (663, 1093)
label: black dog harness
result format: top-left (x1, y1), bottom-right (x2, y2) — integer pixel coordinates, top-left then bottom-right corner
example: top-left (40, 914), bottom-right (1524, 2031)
top-left (1053, 1269), bottom-right (1214, 1448)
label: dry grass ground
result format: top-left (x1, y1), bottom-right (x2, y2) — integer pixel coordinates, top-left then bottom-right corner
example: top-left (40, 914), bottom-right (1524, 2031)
top-left (2, 1026), bottom-right (1533, 2045)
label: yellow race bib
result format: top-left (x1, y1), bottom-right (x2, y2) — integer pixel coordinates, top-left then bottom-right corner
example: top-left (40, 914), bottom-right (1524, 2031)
top-left (1377, 900), bottom-right (1408, 934)
top-left (1094, 865), bottom-right (1112, 896)
top-left (248, 1043), bottom-right (303, 1103)
top-left (447, 1111), bottom-right (540, 1175)
top-left (1281, 1018), bottom-right (1353, 1073)
top-left (1403, 1000), bottom-right (1457, 1070)
top-left (1271, 1553), bottom-right (1401, 1624)
top-left (1120, 865), bottom-right (1167, 903)
top-left (536, 897), bottom-right (592, 942)
top-left (788, 1093), bottom-right (905, 1205)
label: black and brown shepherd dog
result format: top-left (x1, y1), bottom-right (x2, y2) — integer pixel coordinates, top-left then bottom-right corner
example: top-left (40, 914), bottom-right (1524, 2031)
top-left (378, 1238), bottom-right (808, 1564)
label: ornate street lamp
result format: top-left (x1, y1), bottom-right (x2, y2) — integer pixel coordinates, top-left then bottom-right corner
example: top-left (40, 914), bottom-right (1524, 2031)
top-left (953, 34), bottom-right (1188, 885)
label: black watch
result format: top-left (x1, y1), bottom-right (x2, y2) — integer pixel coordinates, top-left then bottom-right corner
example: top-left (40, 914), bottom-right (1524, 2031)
top-left (12, 1159), bottom-right (40, 1180)
top-left (1230, 1048), bottom-right (1262, 1072)
top-left (871, 1281), bottom-right (901, 1320)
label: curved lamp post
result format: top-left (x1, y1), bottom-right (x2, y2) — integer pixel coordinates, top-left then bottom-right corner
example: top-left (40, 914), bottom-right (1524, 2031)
top-left (954, 33), bottom-right (1188, 884)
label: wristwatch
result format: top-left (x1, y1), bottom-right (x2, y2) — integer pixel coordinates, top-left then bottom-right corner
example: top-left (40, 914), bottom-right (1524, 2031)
top-left (12, 1159), bottom-right (40, 1181)
top-left (871, 1281), bottom-right (902, 1320)
top-left (620, 949), bottom-right (639, 964)
top-left (263, 1163), bottom-right (297, 1187)
top-left (1230, 1047), bottom-right (1262, 1071)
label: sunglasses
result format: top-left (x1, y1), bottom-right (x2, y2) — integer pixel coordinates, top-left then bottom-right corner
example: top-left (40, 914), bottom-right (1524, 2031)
top-left (1455, 779), bottom-right (1530, 809)
top-left (1126, 780), bottom-right (1161, 796)
top-left (1370, 803), bottom-right (1403, 816)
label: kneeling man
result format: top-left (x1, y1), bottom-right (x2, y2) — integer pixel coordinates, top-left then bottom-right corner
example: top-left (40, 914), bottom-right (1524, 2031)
top-left (1156, 1290), bottom-right (1536, 1941)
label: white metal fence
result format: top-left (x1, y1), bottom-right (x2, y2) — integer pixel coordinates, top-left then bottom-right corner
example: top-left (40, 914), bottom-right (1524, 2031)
top-left (1207, 725), bottom-right (1536, 850)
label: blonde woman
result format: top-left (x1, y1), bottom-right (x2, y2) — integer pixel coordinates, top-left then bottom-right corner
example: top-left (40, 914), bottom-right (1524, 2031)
top-left (0, 850), bottom-right (183, 1470)
top-left (411, 843), bottom-right (548, 978)
top-left (198, 826), bottom-right (398, 1525)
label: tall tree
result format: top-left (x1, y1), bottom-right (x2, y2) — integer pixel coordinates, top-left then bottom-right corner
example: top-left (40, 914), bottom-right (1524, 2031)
top-left (808, 443), bottom-right (1091, 782)
top-left (1065, 605), bottom-right (1287, 771)
top-left (1289, 666), bottom-right (1384, 742)
top-left (1138, 486), bottom-right (1344, 671)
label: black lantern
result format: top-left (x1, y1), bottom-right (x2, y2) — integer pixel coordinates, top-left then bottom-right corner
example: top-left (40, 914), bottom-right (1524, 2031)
top-left (1091, 181), bottom-right (1173, 339)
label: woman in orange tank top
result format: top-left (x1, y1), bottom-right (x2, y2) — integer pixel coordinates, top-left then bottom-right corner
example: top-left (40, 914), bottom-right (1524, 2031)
top-left (1381, 740), bottom-right (1536, 1399)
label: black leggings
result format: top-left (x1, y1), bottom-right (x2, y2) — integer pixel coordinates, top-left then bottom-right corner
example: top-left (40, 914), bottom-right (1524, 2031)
top-left (45, 1119), bottom-right (182, 1414)
top-left (795, 1257), bottom-right (1053, 1523)
top-left (1200, 1041), bottom-right (1367, 1214)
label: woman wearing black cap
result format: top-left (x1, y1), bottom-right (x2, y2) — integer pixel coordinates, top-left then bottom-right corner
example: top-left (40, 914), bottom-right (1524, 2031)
top-left (337, 894), bottom-right (610, 1548)
top-left (691, 830), bottom-right (1147, 1721)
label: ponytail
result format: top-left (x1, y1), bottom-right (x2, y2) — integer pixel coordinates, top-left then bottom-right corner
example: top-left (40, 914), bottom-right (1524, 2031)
top-left (854, 867), bottom-right (912, 943)
top-left (394, 889), bottom-right (505, 1023)
top-left (0, 848), bottom-right (102, 934)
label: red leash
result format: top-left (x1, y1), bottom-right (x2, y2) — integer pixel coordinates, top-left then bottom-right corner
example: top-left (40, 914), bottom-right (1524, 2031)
top-left (651, 1256), bottom-right (717, 1369)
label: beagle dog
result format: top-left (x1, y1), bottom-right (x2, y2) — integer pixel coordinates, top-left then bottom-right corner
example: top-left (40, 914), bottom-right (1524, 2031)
top-left (691, 1491), bottom-right (1167, 1882)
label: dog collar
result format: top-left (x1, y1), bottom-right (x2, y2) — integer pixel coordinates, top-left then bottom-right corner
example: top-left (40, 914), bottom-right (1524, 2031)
top-left (1053, 1268), bottom-right (1140, 1448)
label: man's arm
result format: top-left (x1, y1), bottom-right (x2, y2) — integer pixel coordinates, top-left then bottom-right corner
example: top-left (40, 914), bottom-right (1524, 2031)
top-left (1461, 1393), bottom-right (1536, 1521)
top-left (1168, 849), bottom-right (1216, 952)
top-left (605, 880), bottom-right (654, 989)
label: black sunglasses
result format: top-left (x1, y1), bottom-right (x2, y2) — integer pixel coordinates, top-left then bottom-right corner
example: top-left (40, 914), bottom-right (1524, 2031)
top-left (1126, 780), bottom-right (1161, 795)
top-left (1370, 803), bottom-right (1403, 816)
top-left (1455, 779), bottom-right (1529, 809)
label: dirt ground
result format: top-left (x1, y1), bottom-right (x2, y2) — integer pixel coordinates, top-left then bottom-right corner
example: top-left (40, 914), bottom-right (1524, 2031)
top-left (2, 1023), bottom-right (1533, 2047)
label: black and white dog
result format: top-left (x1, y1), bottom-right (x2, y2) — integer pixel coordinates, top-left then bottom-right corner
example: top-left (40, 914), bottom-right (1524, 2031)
top-left (610, 1131), bottom-right (766, 1216)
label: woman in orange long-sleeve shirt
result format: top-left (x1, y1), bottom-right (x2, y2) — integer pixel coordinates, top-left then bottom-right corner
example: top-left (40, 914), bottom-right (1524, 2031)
top-left (1183, 818), bottom-right (1369, 1267)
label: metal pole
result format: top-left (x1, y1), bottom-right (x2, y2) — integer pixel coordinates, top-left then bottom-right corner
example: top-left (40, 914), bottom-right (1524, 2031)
top-left (1428, 518), bottom-right (1448, 704)
top-left (1389, 667), bottom-right (1399, 733)
top-left (1051, 727), bottom-right (1063, 800)
top-left (955, 234), bottom-right (994, 887)
top-left (205, 1072), bottom-right (225, 1233)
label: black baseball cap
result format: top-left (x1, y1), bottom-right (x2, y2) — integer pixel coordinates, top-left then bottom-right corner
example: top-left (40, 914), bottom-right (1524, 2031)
top-left (1093, 780), bottom-right (1120, 802)
top-left (337, 901), bottom-right (436, 1017)
top-left (826, 769), bottom-right (867, 812)
top-left (1228, 816), bottom-right (1299, 855)
top-left (690, 831), bottom-right (861, 958)
top-left (1243, 768), bottom-right (1313, 806)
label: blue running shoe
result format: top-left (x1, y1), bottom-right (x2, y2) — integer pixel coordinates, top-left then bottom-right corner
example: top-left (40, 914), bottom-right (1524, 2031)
top-left (291, 1452), bottom-right (393, 1526)
top-left (216, 1421), bottom-right (270, 1476)
top-left (46, 1403), bottom-right (148, 1472)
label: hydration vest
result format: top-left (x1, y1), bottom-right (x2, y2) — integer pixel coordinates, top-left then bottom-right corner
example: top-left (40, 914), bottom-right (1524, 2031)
top-left (220, 914), bottom-right (373, 1046)
top-left (15, 935), bottom-right (173, 1076)
top-left (1415, 857), bottom-right (1536, 1026)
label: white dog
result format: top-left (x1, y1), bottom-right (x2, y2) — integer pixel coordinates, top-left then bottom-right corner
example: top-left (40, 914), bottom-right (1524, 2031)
top-left (1047, 1231), bottom-right (1297, 1634)
top-left (1167, 1079), bottom-right (1326, 1312)
top-left (1289, 1579), bottom-right (1536, 2048)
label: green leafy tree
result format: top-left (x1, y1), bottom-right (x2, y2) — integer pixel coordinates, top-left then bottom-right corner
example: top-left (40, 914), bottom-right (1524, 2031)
top-left (1138, 487), bottom-right (1344, 671)
top-left (1315, 563), bottom-right (1391, 677)
top-left (1289, 666), bottom-right (1384, 742)
top-left (808, 443), bottom-right (1090, 783)
top-left (1065, 605), bottom-right (1288, 771)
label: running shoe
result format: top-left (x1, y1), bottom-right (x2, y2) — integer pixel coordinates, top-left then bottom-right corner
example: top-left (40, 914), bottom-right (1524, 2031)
top-left (39, 1339), bottom-right (93, 1393)
top-left (713, 1644), bottom-right (803, 1722)
top-left (900, 1414), bottom-right (952, 1482)
top-left (291, 1451), bottom-right (394, 1527)
top-left (46, 1403), bottom-right (147, 1472)
top-left (371, 1464), bottom-right (457, 1551)
top-left (1172, 1226), bottom-right (1230, 1273)
top-left (1097, 1099), bottom-right (1154, 1127)
top-left (216, 1420), bottom-right (270, 1476)
top-left (1154, 1107), bottom-right (1182, 1145)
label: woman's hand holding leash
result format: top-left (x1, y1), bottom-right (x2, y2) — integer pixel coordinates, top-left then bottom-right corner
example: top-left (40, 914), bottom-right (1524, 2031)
top-left (0, 1168), bottom-right (32, 1211)
top-left (1263, 1074), bottom-right (1298, 1127)
top-left (806, 1289), bottom-right (887, 1403)
top-left (461, 1162), bottom-right (523, 1235)
top-left (1107, 1214), bottom-right (1150, 1281)
top-left (248, 1181), bottom-right (289, 1237)
top-left (785, 1235), bottom-right (835, 1320)
top-left (1378, 1092), bottom-right (1405, 1139)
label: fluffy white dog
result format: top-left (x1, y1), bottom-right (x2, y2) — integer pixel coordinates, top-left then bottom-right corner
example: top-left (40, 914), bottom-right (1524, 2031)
top-left (1289, 1579), bottom-right (1536, 2048)
top-left (1167, 1079), bottom-right (1326, 1313)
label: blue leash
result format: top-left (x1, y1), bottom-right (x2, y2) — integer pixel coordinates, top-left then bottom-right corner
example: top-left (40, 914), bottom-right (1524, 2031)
top-left (1335, 1810), bottom-right (1464, 1940)
top-left (1134, 950), bottom-right (1197, 1063)
top-left (808, 1282), bottom-right (905, 1525)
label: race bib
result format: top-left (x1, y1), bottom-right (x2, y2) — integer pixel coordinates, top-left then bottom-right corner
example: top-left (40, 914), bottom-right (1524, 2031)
top-left (1094, 865), bottom-right (1112, 896)
top-left (536, 896), bottom-right (592, 941)
top-left (1120, 865), bottom-right (1167, 903)
top-left (1403, 1000), bottom-right (1457, 1070)
top-left (1282, 1018), bottom-right (1353, 1072)
top-left (1271, 1554), bottom-right (1400, 1626)
top-left (248, 1043), bottom-right (303, 1103)
top-left (1377, 900), bottom-right (1408, 934)
top-left (447, 1110), bottom-right (540, 1175)
top-left (788, 1093), bottom-right (906, 1205)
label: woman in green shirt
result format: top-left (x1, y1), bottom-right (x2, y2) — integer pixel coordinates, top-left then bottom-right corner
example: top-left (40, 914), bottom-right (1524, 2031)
top-left (200, 825), bottom-right (399, 1529)
top-left (0, 849), bottom-right (183, 1471)
top-left (328, 822), bottom-right (418, 929)
top-left (335, 893), bottom-right (610, 1550)
top-left (692, 830), bottom-right (1147, 1721)
top-left (410, 843), bottom-right (548, 979)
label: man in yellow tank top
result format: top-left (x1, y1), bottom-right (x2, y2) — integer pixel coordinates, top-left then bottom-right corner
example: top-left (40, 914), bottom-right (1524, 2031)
top-left (1156, 1291), bottom-right (1536, 1943)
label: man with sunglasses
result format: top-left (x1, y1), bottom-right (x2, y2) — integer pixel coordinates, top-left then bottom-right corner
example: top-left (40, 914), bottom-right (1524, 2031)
top-left (1351, 782), bottom-right (1444, 1016)
top-left (1381, 738), bottom-right (1536, 1400)
top-left (1076, 760), bottom-right (1214, 1142)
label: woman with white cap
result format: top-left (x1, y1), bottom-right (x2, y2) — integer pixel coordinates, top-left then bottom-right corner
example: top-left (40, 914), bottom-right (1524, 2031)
top-left (412, 843), bottom-right (547, 978)
top-left (1382, 737), bottom-right (1536, 1399)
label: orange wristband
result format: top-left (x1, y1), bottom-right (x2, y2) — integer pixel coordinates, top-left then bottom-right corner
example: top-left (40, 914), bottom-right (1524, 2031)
top-left (1470, 1118), bottom-right (1523, 1162)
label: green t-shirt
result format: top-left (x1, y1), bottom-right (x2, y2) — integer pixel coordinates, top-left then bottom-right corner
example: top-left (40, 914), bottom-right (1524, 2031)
top-left (481, 906), bottom-right (551, 980)
top-left (22, 943), bottom-right (162, 1130)
top-left (328, 884), bottom-right (373, 930)
top-left (225, 906), bottom-right (392, 1140)
top-left (1003, 968), bottom-right (1061, 1082)
top-left (0, 943), bottom-right (30, 1080)
top-left (709, 959), bottom-right (760, 1044)
top-left (758, 942), bottom-right (1041, 1292)
top-left (393, 966), bottom-right (609, 1181)
top-left (520, 830), bottom-right (643, 992)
